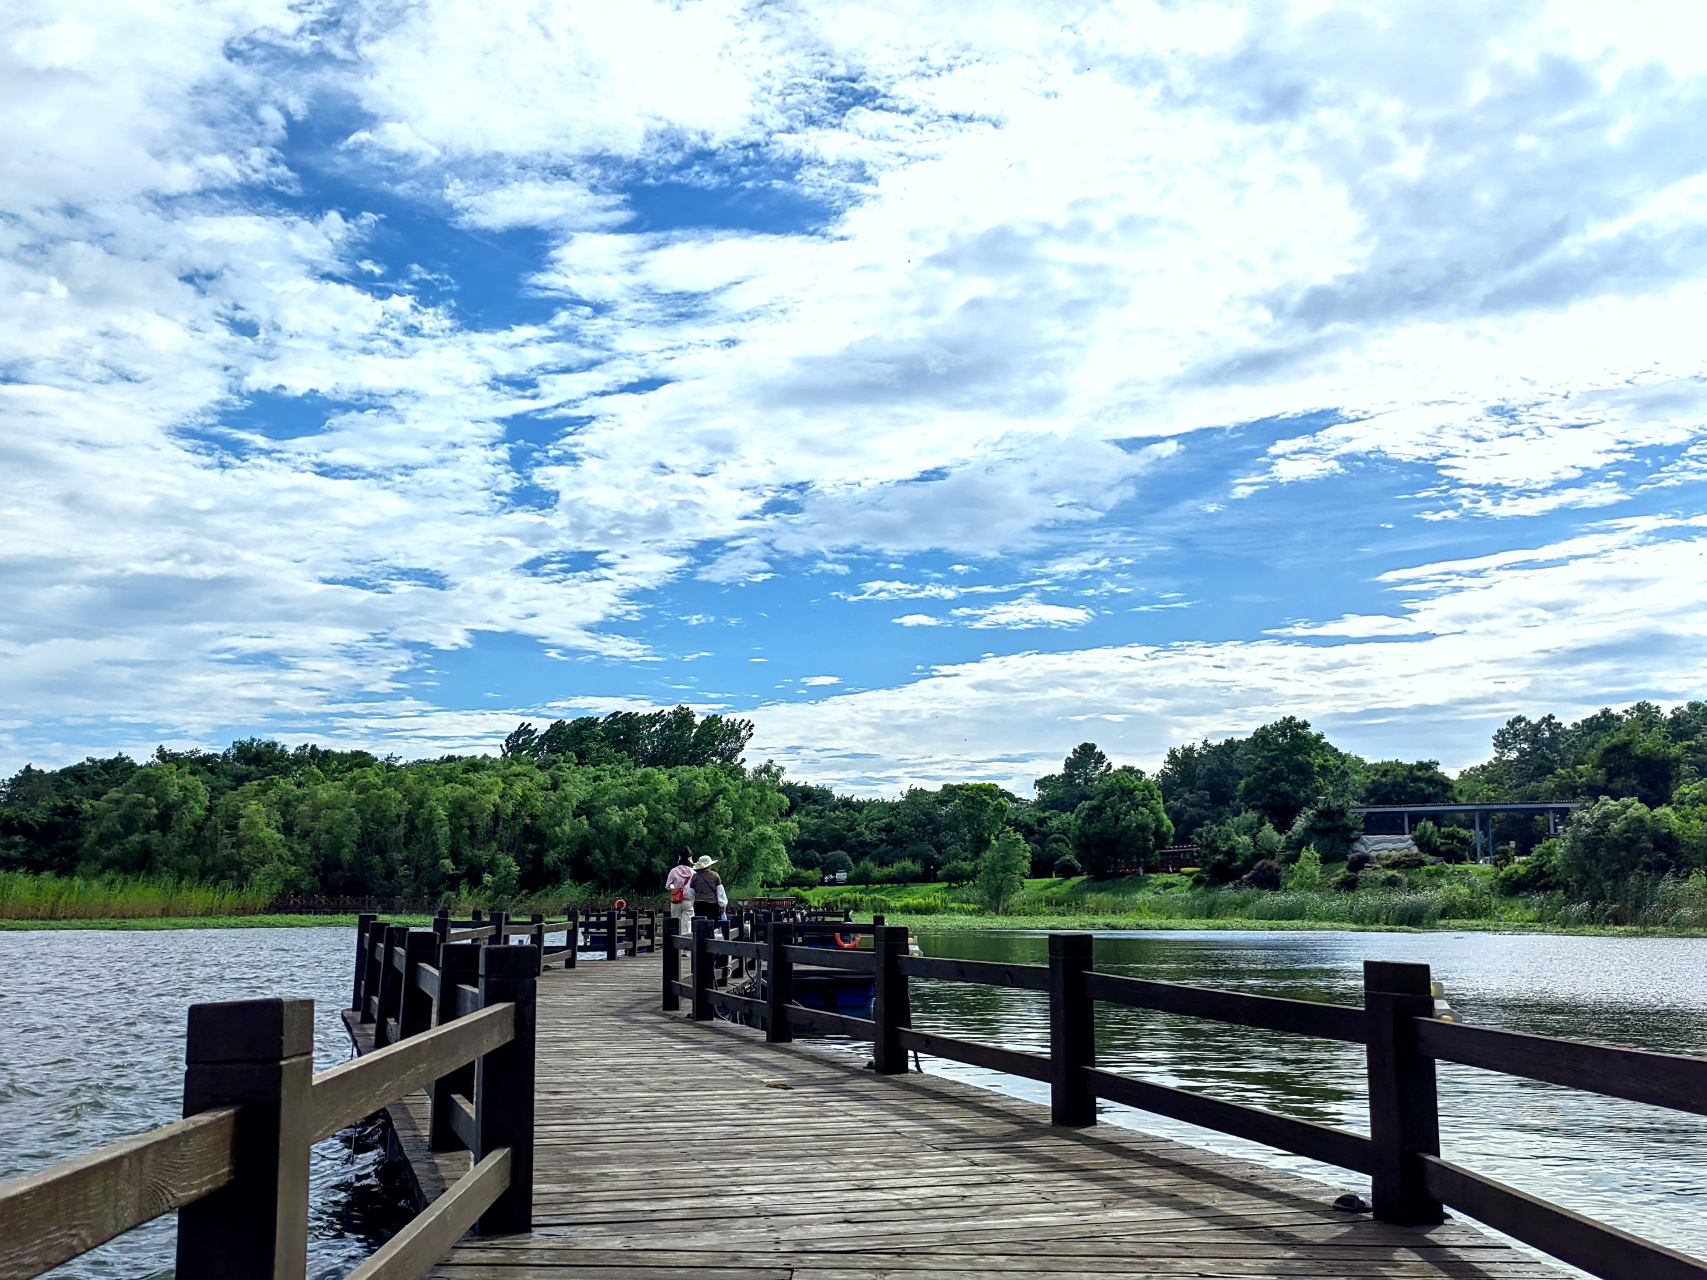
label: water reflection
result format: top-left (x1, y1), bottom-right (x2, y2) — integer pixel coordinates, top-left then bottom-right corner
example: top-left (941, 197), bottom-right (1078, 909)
top-left (905, 929), bottom-right (1707, 1265)
top-left (0, 928), bottom-right (410, 1280)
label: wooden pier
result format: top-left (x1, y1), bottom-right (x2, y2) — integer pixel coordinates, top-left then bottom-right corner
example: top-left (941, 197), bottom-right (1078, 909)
top-left (389, 957), bottom-right (1559, 1279)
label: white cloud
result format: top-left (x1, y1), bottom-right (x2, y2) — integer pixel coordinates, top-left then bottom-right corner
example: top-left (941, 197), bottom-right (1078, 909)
top-left (892, 614), bottom-right (941, 627)
top-left (750, 518), bottom-right (1707, 794)
top-left (951, 598), bottom-right (1095, 629)
top-left (800, 675), bottom-right (841, 686)
top-left (6, 0), bottom-right (1707, 771)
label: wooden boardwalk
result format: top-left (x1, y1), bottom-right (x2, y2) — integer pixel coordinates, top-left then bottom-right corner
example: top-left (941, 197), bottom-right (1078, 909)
top-left (383, 958), bottom-right (1558, 1280)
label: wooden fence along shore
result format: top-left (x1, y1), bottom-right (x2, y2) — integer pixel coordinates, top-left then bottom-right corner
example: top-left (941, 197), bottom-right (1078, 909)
top-left (3, 908), bottom-right (1706, 1280)
top-left (671, 915), bottom-right (1707, 1280)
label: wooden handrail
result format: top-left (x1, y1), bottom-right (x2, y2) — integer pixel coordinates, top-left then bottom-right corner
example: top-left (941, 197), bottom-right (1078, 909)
top-left (344, 1149), bottom-right (510, 1280)
top-left (0, 1107), bottom-right (240, 1280)
top-left (668, 921), bottom-right (1707, 1280)
top-left (1415, 1018), bottom-right (1707, 1115)
top-left (1084, 970), bottom-right (1369, 1042)
top-left (310, 1003), bottom-right (515, 1143)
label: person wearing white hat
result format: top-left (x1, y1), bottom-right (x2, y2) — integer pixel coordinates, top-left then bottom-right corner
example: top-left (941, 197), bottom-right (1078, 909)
top-left (685, 854), bottom-right (726, 921)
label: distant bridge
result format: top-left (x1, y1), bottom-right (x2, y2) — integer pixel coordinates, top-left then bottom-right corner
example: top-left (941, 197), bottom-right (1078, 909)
top-left (1351, 801), bottom-right (1581, 859)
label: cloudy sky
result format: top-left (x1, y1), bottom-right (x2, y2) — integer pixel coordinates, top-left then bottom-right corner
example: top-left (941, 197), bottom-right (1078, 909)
top-left (5, 0), bottom-right (1707, 793)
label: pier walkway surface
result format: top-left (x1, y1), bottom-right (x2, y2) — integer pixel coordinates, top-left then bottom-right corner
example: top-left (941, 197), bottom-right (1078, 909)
top-left (379, 958), bottom-right (1558, 1280)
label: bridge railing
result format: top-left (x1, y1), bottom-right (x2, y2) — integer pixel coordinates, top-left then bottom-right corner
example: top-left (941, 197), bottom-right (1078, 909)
top-left (663, 917), bottom-right (1707, 1280)
top-left (0, 944), bottom-right (537, 1280)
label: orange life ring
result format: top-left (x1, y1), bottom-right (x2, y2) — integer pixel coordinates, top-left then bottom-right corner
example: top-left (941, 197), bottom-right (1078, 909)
top-left (834, 932), bottom-right (859, 949)
top-left (613, 898), bottom-right (628, 911)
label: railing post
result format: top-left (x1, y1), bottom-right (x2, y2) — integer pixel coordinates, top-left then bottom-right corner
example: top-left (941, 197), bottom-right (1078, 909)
top-left (767, 921), bottom-right (794, 1044)
top-left (399, 930), bottom-right (437, 1040)
top-left (873, 924), bottom-right (910, 1074)
top-left (565, 908), bottom-right (578, 968)
top-left (1365, 960), bottom-right (1443, 1226)
top-left (476, 945), bottom-right (536, 1236)
top-left (372, 924), bottom-right (407, 1047)
top-left (432, 910), bottom-right (450, 953)
top-left (662, 914), bottom-right (681, 1012)
top-left (487, 908), bottom-right (507, 949)
top-left (691, 917), bottom-right (713, 1021)
top-left (606, 908), bottom-right (619, 962)
top-left (1048, 932), bottom-right (1096, 1127)
top-left (429, 943), bottom-right (481, 1152)
top-left (176, 997), bottom-right (313, 1280)
top-left (359, 918), bottom-right (387, 1023)
top-left (531, 912), bottom-right (545, 965)
top-left (352, 913), bottom-right (376, 1011)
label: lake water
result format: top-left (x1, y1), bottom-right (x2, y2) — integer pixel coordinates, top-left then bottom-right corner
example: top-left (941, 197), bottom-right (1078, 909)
top-left (0, 928), bottom-right (411, 1280)
top-left (2, 926), bottom-right (1703, 1277)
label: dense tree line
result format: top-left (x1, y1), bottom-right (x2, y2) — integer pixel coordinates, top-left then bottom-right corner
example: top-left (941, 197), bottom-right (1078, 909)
top-left (0, 713), bottom-right (790, 898)
top-left (1, 700), bottom-right (1703, 903)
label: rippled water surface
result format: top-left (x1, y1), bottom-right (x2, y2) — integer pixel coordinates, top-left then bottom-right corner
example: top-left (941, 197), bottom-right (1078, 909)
top-left (5, 925), bottom-right (1704, 1277)
top-left (0, 927), bottom-right (407, 1280)
top-left (902, 929), bottom-right (1707, 1267)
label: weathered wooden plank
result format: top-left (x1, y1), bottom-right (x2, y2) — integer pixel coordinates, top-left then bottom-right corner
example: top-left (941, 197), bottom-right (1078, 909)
top-left (899, 956), bottom-right (1051, 991)
top-left (0, 1108), bottom-right (238, 1280)
top-left (1420, 1155), bottom-right (1707, 1280)
top-left (1083, 971), bottom-right (1368, 1043)
top-left (311, 1003), bottom-right (513, 1142)
top-left (346, 1149), bottom-right (508, 1280)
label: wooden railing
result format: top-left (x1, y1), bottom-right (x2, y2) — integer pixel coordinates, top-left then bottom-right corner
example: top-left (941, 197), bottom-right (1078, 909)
top-left (663, 918), bottom-right (1707, 1280)
top-left (0, 941), bottom-right (537, 1280)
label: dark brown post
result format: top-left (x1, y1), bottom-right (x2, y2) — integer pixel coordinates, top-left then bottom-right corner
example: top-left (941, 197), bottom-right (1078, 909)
top-left (606, 908), bottom-right (618, 962)
top-left (399, 930), bottom-right (436, 1040)
top-left (1048, 932), bottom-right (1096, 1126)
top-left (565, 908), bottom-right (578, 969)
top-left (352, 913), bottom-right (376, 1010)
top-left (476, 945), bottom-right (536, 1235)
top-left (873, 924), bottom-right (910, 1073)
top-left (691, 917), bottom-right (713, 1021)
top-left (429, 943), bottom-right (481, 1152)
top-left (487, 908), bottom-right (507, 948)
top-left (662, 913), bottom-right (682, 1011)
top-left (1365, 960), bottom-right (1443, 1225)
top-left (432, 910), bottom-right (450, 953)
top-left (531, 912), bottom-right (545, 964)
top-left (177, 997), bottom-right (312, 1280)
top-left (767, 921), bottom-right (794, 1044)
top-left (471, 907), bottom-right (483, 925)
top-left (372, 925), bottom-right (407, 1047)
top-left (359, 919), bottom-right (388, 1023)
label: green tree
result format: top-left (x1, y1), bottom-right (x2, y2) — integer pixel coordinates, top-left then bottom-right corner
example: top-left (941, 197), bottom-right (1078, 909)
top-left (1360, 760), bottom-right (1455, 806)
top-left (950, 783), bottom-right (1010, 860)
top-left (1557, 797), bottom-right (1681, 899)
top-left (1237, 717), bottom-right (1335, 830)
top-left (1070, 768), bottom-right (1173, 877)
top-left (976, 829), bottom-right (1029, 912)
top-left (1033, 743), bottom-right (1112, 813)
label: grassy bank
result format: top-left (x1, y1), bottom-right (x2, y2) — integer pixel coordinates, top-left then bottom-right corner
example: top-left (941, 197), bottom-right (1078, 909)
top-left (775, 868), bottom-right (1707, 935)
top-left (0, 913), bottom-right (430, 931)
top-left (0, 871), bottom-right (283, 920)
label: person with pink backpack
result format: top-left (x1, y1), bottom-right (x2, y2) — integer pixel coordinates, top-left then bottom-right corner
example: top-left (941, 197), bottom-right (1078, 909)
top-left (665, 851), bottom-right (694, 950)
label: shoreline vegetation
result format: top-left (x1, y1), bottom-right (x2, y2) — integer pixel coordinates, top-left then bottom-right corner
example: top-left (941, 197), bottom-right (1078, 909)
top-left (4, 869), bottom-right (1704, 937)
top-left (4, 700), bottom-right (1705, 936)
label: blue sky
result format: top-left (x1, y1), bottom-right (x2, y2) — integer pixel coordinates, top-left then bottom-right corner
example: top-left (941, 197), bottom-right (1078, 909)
top-left (4, 0), bottom-right (1707, 793)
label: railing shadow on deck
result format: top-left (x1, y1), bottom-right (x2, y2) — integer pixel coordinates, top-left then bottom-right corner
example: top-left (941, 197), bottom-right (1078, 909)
top-left (664, 915), bottom-right (1707, 1280)
top-left (0, 901), bottom-right (648, 1280)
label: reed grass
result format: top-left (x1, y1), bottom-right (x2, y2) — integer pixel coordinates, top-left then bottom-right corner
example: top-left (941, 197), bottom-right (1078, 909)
top-left (0, 872), bottom-right (275, 920)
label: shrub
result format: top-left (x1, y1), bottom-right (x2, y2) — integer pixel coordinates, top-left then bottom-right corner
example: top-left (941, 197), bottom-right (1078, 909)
top-left (821, 851), bottom-right (854, 876)
top-left (1244, 859), bottom-right (1283, 891)
top-left (888, 859), bottom-right (924, 884)
top-left (1286, 847), bottom-right (1322, 891)
top-left (939, 859), bottom-right (977, 884)
top-left (1053, 852), bottom-right (1082, 878)
top-left (977, 830), bottom-right (1030, 911)
top-left (849, 858), bottom-right (883, 885)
